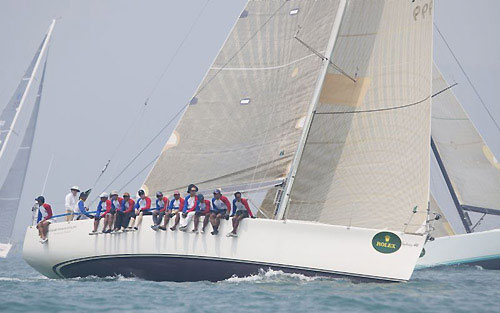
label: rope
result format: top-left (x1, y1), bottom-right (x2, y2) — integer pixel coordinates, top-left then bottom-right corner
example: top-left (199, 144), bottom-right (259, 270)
top-left (99, 1), bottom-right (291, 195)
top-left (315, 95), bottom-right (430, 115)
top-left (435, 23), bottom-right (500, 134)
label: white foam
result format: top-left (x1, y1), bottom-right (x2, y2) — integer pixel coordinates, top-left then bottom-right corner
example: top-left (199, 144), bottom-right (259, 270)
top-left (223, 268), bottom-right (321, 283)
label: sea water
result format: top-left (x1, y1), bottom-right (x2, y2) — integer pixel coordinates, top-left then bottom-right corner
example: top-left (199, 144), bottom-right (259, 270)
top-left (1, 247), bottom-right (499, 313)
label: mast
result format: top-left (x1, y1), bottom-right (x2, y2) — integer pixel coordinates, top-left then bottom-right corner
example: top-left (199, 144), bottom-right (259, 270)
top-left (430, 137), bottom-right (471, 233)
top-left (0, 19), bottom-right (55, 163)
top-left (275, 0), bottom-right (347, 220)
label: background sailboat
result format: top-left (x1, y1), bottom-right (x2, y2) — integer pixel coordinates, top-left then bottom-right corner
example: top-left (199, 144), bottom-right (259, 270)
top-left (418, 64), bottom-right (500, 269)
top-left (0, 20), bottom-right (54, 258)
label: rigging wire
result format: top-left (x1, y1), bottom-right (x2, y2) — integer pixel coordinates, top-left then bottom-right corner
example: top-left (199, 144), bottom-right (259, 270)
top-left (89, 0), bottom-right (213, 201)
top-left (434, 23), bottom-right (500, 134)
top-left (97, 0), bottom-right (291, 195)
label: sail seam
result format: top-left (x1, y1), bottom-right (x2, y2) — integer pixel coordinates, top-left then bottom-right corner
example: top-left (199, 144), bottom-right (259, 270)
top-left (210, 52), bottom-right (322, 71)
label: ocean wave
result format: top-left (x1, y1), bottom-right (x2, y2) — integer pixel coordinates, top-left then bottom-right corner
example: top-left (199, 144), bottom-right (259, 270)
top-left (223, 268), bottom-right (324, 283)
top-left (67, 274), bottom-right (141, 282)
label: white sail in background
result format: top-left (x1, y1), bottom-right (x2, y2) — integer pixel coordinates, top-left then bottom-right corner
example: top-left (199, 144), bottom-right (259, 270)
top-left (284, 0), bottom-right (433, 233)
top-left (429, 192), bottom-right (455, 237)
top-left (0, 21), bottom-right (54, 257)
top-left (0, 20), bottom-right (55, 191)
top-left (144, 0), bottom-right (345, 195)
top-left (431, 65), bottom-right (500, 212)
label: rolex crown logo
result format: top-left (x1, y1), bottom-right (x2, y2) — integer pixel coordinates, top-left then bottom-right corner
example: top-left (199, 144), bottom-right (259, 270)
top-left (385, 235), bottom-right (390, 242)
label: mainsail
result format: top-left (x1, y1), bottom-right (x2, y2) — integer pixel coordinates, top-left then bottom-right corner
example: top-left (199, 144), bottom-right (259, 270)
top-left (0, 59), bottom-right (47, 243)
top-left (144, 0), bottom-right (344, 194)
top-left (431, 65), bottom-right (500, 214)
top-left (0, 20), bottom-right (55, 189)
top-left (283, 0), bottom-right (433, 233)
top-left (0, 20), bottom-right (54, 257)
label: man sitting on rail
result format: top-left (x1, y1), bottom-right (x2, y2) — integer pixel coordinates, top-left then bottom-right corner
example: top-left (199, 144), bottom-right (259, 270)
top-left (90, 192), bottom-right (111, 235)
top-left (35, 196), bottom-right (52, 244)
top-left (227, 192), bottom-right (254, 237)
top-left (113, 192), bottom-right (127, 232)
top-left (159, 190), bottom-right (184, 231)
top-left (128, 189), bottom-right (151, 231)
top-left (109, 191), bottom-right (121, 231)
top-left (76, 191), bottom-right (92, 220)
top-left (151, 191), bottom-right (168, 231)
top-left (178, 184), bottom-right (199, 232)
top-left (210, 189), bottom-right (231, 235)
top-left (192, 194), bottom-right (211, 233)
top-left (121, 192), bottom-right (136, 231)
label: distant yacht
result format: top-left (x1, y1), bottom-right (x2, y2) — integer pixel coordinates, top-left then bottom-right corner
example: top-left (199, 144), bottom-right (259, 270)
top-left (417, 65), bottom-right (500, 270)
top-left (0, 20), bottom-right (55, 258)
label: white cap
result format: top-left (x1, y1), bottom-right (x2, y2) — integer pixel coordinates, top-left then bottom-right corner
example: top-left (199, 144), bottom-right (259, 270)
top-left (71, 186), bottom-right (80, 191)
top-left (99, 192), bottom-right (109, 198)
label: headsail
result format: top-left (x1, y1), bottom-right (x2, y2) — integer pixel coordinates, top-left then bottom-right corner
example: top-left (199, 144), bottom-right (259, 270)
top-left (283, 0), bottom-right (433, 233)
top-left (144, 0), bottom-right (344, 194)
top-left (431, 65), bottom-right (500, 213)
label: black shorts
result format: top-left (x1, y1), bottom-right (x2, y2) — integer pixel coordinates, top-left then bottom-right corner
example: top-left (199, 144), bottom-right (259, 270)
top-left (140, 210), bottom-right (153, 216)
top-left (235, 211), bottom-right (249, 218)
top-left (109, 208), bottom-right (116, 215)
top-left (195, 211), bottom-right (209, 216)
top-left (126, 211), bottom-right (136, 218)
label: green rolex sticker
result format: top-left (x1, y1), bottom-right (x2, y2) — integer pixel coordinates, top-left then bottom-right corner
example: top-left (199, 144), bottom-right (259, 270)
top-left (372, 232), bottom-right (401, 254)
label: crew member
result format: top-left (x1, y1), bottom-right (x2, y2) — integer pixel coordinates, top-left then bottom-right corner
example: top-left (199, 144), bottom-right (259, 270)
top-left (64, 186), bottom-right (79, 221)
top-left (210, 189), bottom-right (231, 235)
top-left (192, 194), bottom-right (211, 233)
top-left (128, 189), bottom-right (151, 231)
top-left (178, 184), bottom-right (199, 232)
top-left (151, 191), bottom-right (168, 231)
top-left (109, 190), bottom-right (122, 231)
top-left (159, 190), bottom-right (184, 231)
top-left (90, 192), bottom-right (111, 235)
top-left (35, 196), bottom-right (52, 244)
top-left (227, 192), bottom-right (254, 237)
top-left (121, 192), bottom-right (136, 231)
top-left (76, 191), bottom-right (92, 220)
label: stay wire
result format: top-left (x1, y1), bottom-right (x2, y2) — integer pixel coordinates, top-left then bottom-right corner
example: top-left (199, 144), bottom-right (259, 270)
top-left (144, 0), bottom-right (212, 105)
top-left (90, 0), bottom-right (213, 200)
top-left (103, 0), bottom-right (291, 195)
top-left (434, 22), bottom-right (500, 134)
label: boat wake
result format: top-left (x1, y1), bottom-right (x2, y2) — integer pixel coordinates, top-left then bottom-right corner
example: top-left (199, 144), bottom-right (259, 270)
top-left (223, 268), bottom-right (328, 283)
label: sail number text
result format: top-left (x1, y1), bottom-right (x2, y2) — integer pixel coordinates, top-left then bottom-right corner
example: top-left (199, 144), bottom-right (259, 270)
top-left (413, 0), bottom-right (433, 21)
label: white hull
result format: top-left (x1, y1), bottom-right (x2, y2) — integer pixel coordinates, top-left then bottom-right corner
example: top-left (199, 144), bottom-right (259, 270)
top-left (417, 229), bottom-right (500, 269)
top-left (23, 217), bottom-right (425, 282)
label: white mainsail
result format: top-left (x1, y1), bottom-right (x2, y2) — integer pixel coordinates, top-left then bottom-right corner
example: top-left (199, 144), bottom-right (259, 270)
top-left (143, 0), bottom-right (344, 195)
top-left (0, 21), bottom-right (54, 257)
top-left (282, 0), bottom-right (433, 233)
top-left (431, 65), bottom-right (500, 213)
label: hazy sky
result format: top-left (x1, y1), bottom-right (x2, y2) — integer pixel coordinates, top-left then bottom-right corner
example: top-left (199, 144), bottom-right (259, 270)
top-left (1, 0), bottom-right (499, 240)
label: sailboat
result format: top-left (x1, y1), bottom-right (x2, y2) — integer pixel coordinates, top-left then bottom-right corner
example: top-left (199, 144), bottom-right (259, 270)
top-left (23, 1), bottom-right (434, 282)
top-left (0, 20), bottom-right (55, 258)
top-left (417, 65), bottom-right (500, 269)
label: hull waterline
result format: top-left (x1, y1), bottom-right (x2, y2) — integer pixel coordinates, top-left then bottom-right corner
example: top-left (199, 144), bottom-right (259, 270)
top-left (23, 217), bottom-right (425, 282)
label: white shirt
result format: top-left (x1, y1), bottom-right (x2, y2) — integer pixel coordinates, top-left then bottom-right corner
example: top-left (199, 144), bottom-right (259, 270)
top-left (65, 192), bottom-right (78, 213)
top-left (173, 199), bottom-right (180, 210)
top-left (214, 199), bottom-right (227, 211)
top-left (187, 197), bottom-right (195, 208)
